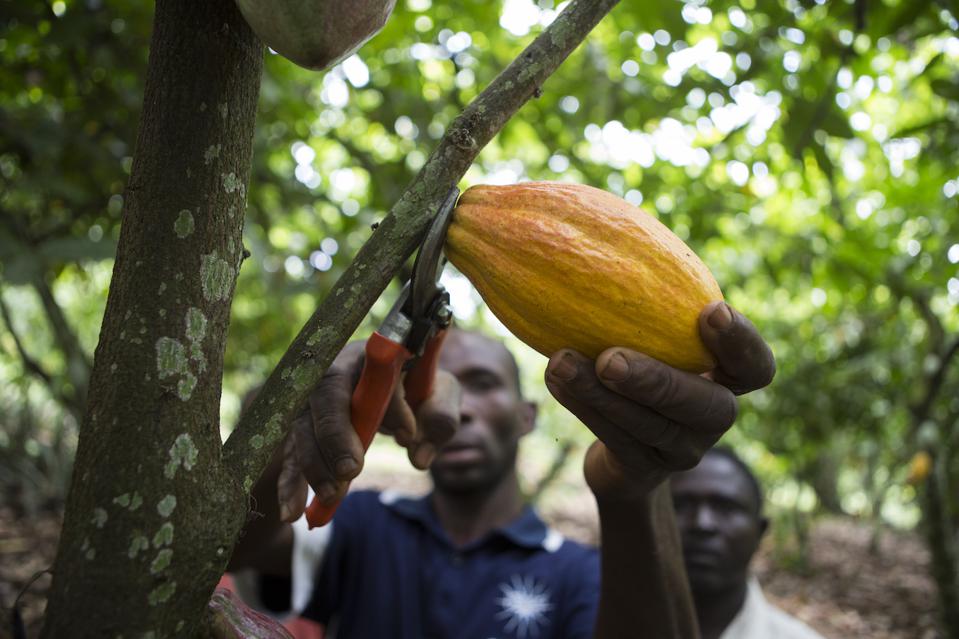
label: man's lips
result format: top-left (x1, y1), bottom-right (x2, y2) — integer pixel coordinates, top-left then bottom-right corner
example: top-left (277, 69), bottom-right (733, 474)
top-left (435, 443), bottom-right (486, 464)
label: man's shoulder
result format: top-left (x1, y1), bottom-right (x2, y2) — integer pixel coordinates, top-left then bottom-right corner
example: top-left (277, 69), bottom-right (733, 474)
top-left (536, 533), bottom-right (599, 588)
top-left (505, 507), bottom-right (597, 565)
top-left (747, 580), bottom-right (826, 639)
top-left (334, 489), bottom-right (404, 526)
top-left (341, 488), bottom-right (385, 507)
top-left (726, 579), bottom-right (827, 639)
top-left (764, 604), bottom-right (826, 639)
top-left (550, 535), bottom-right (598, 560)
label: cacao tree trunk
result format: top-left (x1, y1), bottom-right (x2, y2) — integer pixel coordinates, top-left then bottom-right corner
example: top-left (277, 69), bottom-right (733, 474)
top-left (41, 0), bottom-right (262, 635)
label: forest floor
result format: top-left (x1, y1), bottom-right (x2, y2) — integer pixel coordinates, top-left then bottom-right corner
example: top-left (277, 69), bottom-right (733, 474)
top-left (0, 474), bottom-right (940, 638)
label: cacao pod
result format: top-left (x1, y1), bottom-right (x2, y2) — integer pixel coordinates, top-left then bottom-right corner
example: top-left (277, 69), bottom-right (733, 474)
top-left (906, 451), bottom-right (932, 484)
top-left (236, 0), bottom-right (397, 71)
top-left (446, 182), bottom-right (724, 373)
top-left (206, 587), bottom-right (294, 639)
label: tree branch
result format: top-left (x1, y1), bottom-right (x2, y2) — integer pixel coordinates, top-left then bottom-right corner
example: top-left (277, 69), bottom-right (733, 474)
top-left (528, 440), bottom-right (576, 503)
top-left (912, 335), bottom-right (959, 427)
top-left (0, 206), bottom-right (93, 384)
top-left (887, 269), bottom-right (946, 353)
top-left (223, 0), bottom-right (621, 485)
top-left (0, 287), bottom-right (55, 387)
top-left (32, 275), bottom-right (92, 380)
top-left (0, 285), bottom-right (84, 420)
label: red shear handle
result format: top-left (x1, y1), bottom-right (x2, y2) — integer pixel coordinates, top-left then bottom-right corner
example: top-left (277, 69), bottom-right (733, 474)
top-left (403, 328), bottom-right (449, 411)
top-left (305, 333), bottom-right (411, 528)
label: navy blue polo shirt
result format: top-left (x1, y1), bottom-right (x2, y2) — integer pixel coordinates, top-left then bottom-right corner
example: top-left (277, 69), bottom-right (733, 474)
top-left (303, 490), bottom-right (599, 639)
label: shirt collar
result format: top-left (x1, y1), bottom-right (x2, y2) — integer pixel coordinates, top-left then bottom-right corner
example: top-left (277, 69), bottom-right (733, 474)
top-left (378, 490), bottom-right (563, 552)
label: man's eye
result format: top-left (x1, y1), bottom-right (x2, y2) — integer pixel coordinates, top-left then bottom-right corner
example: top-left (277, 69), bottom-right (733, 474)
top-left (468, 377), bottom-right (497, 391)
top-left (715, 499), bottom-right (747, 515)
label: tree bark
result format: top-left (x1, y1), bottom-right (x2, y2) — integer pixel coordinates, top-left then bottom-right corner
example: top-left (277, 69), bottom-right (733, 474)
top-left (41, 0), bottom-right (262, 636)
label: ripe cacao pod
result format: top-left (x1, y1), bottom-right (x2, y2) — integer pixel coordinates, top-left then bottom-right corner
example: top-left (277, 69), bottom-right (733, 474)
top-left (236, 0), bottom-right (397, 71)
top-left (906, 451), bottom-right (932, 484)
top-left (446, 182), bottom-right (724, 373)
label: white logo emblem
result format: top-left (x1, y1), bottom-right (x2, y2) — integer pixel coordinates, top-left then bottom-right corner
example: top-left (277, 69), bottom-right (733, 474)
top-left (494, 574), bottom-right (553, 638)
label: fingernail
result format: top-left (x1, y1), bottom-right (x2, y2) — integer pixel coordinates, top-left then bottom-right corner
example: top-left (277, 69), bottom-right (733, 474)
top-left (334, 456), bottom-right (358, 478)
top-left (600, 353), bottom-right (630, 382)
top-left (708, 302), bottom-right (732, 330)
top-left (413, 443), bottom-right (436, 469)
top-left (279, 502), bottom-right (292, 522)
top-left (550, 352), bottom-right (577, 382)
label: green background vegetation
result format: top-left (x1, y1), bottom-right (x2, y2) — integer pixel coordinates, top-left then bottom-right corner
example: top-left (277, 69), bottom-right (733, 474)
top-left (1, 0), bottom-right (957, 626)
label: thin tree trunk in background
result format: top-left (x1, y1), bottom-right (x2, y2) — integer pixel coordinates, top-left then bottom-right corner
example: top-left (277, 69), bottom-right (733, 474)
top-left (923, 462), bottom-right (959, 638)
top-left (528, 440), bottom-right (575, 503)
top-left (41, 0), bottom-right (262, 635)
top-left (806, 451), bottom-right (844, 515)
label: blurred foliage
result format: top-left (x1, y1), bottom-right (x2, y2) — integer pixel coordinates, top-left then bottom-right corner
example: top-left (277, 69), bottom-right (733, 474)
top-left (1, 0), bottom-right (958, 561)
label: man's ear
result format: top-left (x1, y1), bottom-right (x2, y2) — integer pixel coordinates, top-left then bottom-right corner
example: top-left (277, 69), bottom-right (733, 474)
top-left (519, 400), bottom-right (538, 436)
top-left (758, 515), bottom-right (770, 539)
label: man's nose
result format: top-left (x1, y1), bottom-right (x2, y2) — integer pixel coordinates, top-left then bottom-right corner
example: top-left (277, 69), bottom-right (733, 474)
top-left (692, 504), bottom-right (719, 531)
top-left (458, 393), bottom-right (476, 426)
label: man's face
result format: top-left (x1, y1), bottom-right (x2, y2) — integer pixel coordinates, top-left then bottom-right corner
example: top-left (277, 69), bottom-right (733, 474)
top-left (429, 330), bottom-right (535, 494)
top-left (670, 454), bottom-right (767, 596)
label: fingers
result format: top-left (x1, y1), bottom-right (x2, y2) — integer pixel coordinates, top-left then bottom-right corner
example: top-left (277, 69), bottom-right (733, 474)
top-left (699, 301), bottom-right (776, 395)
top-left (546, 348), bottom-right (738, 473)
top-left (593, 348), bottom-right (738, 436)
top-left (294, 364), bottom-right (365, 504)
top-left (544, 351), bottom-right (678, 469)
top-left (282, 337), bottom-right (464, 518)
top-left (403, 370), bottom-right (461, 469)
top-left (382, 383), bottom-right (417, 446)
top-left (277, 428), bottom-right (308, 522)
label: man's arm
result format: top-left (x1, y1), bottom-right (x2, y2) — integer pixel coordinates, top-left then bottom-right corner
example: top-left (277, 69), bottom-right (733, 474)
top-left (594, 480), bottom-right (698, 637)
top-left (544, 302), bottom-right (776, 639)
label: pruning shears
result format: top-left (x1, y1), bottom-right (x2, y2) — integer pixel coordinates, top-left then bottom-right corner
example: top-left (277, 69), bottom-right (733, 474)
top-left (305, 187), bottom-right (460, 528)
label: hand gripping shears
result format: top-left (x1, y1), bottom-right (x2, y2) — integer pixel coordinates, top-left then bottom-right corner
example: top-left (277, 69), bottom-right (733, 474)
top-left (305, 187), bottom-right (460, 528)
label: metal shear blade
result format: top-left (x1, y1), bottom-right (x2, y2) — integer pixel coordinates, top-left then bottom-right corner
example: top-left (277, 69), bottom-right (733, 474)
top-left (410, 187), bottom-right (460, 319)
top-left (401, 187), bottom-right (460, 358)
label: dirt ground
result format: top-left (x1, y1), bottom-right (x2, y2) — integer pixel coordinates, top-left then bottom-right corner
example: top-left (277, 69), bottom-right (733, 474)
top-left (0, 483), bottom-right (941, 638)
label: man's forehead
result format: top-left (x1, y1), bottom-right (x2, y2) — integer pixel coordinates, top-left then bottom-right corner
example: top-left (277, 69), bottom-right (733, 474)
top-left (439, 330), bottom-right (514, 374)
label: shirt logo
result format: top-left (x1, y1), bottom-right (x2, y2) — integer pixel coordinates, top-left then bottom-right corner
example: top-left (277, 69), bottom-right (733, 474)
top-left (494, 574), bottom-right (553, 638)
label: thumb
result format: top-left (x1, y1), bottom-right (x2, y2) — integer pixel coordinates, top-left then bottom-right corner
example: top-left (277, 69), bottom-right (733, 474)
top-left (407, 370), bottom-right (462, 469)
top-left (698, 301), bottom-right (775, 395)
top-left (277, 425), bottom-right (308, 523)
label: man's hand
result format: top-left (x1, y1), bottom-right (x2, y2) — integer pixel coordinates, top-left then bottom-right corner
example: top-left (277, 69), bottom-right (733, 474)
top-left (543, 301), bottom-right (775, 500)
top-left (276, 341), bottom-right (461, 522)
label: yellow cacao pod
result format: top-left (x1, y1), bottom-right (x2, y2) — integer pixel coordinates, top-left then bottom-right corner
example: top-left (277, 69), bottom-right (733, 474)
top-left (906, 451), bottom-right (932, 484)
top-left (446, 182), bottom-right (724, 373)
top-left (236, 0), bottom-right (396, 71)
